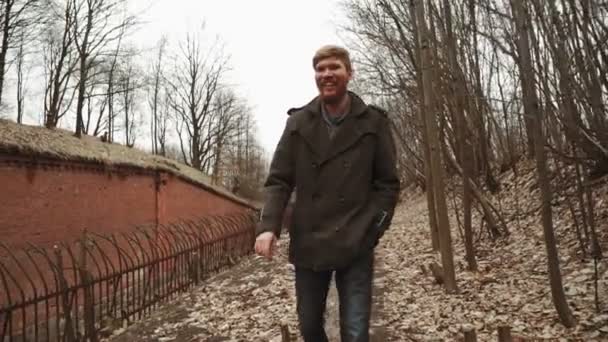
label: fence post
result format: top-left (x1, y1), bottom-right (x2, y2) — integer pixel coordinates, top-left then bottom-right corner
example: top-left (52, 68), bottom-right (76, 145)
top-left (280, 324), bottom-right (291, 342)
top-left (80, 230), bottom-right (98, 342)
top-left (463, 325), bottom-right (477, 342)
top-left (54, 246), bottom-right (76, 342)
top-left (497, 326), bottom-right (513, 342)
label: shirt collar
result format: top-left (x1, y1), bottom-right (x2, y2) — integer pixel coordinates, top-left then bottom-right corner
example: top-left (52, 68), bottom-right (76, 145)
top-left (321, 94), bottom-right (351, 126)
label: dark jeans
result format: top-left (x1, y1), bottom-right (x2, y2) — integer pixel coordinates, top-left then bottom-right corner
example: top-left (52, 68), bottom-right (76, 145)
top-left (295, 251), bottom-right (374, 342)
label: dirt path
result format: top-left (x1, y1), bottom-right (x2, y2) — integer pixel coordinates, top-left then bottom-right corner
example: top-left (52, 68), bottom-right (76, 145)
top-left (104, 232), bottom-right (391, 342)
top-left (324, 250), bottom-right (389, 342)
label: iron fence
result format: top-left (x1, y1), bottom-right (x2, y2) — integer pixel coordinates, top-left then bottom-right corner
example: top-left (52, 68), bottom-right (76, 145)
top-left (0, 212), bottom-right (257, 342)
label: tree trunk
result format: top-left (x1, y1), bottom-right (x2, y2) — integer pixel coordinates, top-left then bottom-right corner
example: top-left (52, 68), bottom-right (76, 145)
top-left (442, 139), bottom-right (507, 238)
top-left (124, 77), bottom-right (131, 146)
top-left (513, 0), bottom-right (574, 327)
top-left (511, 1), bottom-right (536, 159)
top-left (444, 0), bottom-right (477, 271)
top-left (410, 0), bottom-right (439, 251)
top-left (468, 0), bottom-right (499, 193)
top-left (16, 33), bottom-right (25, 124)
top-left (75, 9), bottom-right (93, 138)
top-left (75, 56), bottom-right (88, 137)
top-left (151, 40), bottom-right (164, 155)
top-left (108, 80), bottom-right (114, 142)
top-left (416, 0), bottom-right (457, 293)
top-left (0, 0), bottom-right (13, 108)
top-left (44, 0), bottom-right (75, 130)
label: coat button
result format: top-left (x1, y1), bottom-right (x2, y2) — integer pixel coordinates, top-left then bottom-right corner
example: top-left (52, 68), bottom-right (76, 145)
top-left (343, 161), bottom-right (350, 168)
top-left (339, 196), bottom-right (345, 203)
top-left (335, 227), bottom-right (340, 232)
top-left (312, 162), bottom-right (318, 169)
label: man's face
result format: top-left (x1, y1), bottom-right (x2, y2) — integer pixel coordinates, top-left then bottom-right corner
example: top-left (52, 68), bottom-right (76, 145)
top-left (314, 56), bottom-right (352, 104)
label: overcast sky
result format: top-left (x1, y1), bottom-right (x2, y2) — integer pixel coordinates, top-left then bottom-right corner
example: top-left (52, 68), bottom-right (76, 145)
top-left (131, 0), bottom-right (348, 155)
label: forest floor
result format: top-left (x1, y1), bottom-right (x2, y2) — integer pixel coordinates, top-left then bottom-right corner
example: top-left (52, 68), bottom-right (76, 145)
top-left (104, 160), bottom-right (608, 341)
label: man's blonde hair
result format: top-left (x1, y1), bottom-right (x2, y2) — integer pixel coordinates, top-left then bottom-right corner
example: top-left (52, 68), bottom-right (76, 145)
top-left (312, 45), bottom-right (352, 73)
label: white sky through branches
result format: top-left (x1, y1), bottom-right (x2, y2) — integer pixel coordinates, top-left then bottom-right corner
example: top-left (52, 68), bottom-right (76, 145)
top-left (132, 0), bottom-right (347, 156)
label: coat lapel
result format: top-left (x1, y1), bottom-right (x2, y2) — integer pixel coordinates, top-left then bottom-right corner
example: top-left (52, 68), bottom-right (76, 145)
top-left (321, 93), bottom-right (373, 164)
top-left (321, 115), bottom-right (374, 164)
top-left (292, 93), bottom-right (373, 165)
top-left (295, 99), bottom-right (330, 161)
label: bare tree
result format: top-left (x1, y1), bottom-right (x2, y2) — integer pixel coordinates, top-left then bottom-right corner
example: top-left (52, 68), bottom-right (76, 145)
top-left (441, 0), bottom-right (477, 271)
top-left (148, 35), bottom-right (168, 155)
top-left (0, 0), bottom-right (47, 108)
top-left (71, 0), bottom-right (137, 137)
top-left (99, 24), bottom-right (125, 142)
top-left (166, 30), bottom-right (228, 171)
top-left (82, 58), bottom-right (113, 136)
top-left (43, 0), bottom-right (78, 128)
top-left (512, 0), bottom-right (574, 327)
top-left (407, 0), bottom-right (441, 251)
top-left (116, 51), bottom-right (141, 147)
top-left (209, 90), bottom-right (245, 183)
top-left (415, 0), bottom-right (458, 293)
top-left (14, 29), bottom-right (25, 123)
top-left (155, 91), bottom-right (171, 155)
top-left (217, 106), bottom-right (268, 200)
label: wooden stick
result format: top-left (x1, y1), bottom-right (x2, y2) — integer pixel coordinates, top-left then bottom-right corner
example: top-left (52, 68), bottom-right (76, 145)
top-left (463, 326), bottom-right (477, 342)
top-left (280, 324), bottom-right (291, 342)
top-left (429, 262), bottom-right (444, 284)
top-left (497, 326), bottom-right (513, 342)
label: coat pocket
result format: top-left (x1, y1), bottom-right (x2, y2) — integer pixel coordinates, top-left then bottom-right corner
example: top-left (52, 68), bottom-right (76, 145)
top-left (361, 209), bottom-right (389, 251)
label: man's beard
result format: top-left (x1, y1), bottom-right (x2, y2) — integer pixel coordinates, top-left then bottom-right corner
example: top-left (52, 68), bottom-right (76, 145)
top-left (321, 90), bottom-right (346, 105)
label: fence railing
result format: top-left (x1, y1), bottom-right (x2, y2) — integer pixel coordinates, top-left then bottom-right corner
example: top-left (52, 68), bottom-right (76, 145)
top-left (0, 212), bottom-right (257, 342)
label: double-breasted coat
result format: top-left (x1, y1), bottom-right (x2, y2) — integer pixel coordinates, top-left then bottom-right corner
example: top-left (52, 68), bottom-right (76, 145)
top-left (257, 92), bottom-right (400, 270)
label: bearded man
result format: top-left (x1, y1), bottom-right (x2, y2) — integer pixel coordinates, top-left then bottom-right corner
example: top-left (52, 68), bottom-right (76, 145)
top-left (255, 45), bottom-right (400, 342)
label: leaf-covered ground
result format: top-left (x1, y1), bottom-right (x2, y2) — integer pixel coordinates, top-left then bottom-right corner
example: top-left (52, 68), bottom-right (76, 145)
top-left (105, 164), bottom-right (608, 341)
top-left (103, 237), bottom-right (389, 342)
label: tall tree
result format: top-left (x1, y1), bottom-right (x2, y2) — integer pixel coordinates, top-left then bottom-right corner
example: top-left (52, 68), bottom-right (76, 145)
top-left (148, 36), bottom-right (168, 155)
top-left (43, 0), bottom-right (78, 129)
top-left (0, 0), bottom-right (46, 108)
top-left (415, 0), bottom-right (457, 293)
top-left (14, 29), bottom-right (25, 123)
top-left (441, 0), bottom-right (477, 271)
top-left (117, 52), bottom-right (141, 147)
top-left (512, 0), bottom-right (574, 327)
top-left (103, 26), bottom-right (125, 142)
top-left (71, 0), bottom-right (136, 137)
top-left (407, 0), bottom-right (440, 251)
top-left (167, 31), bottom-right (228, 171)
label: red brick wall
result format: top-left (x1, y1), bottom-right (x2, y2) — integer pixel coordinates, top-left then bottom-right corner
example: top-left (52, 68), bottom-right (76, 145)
top-left (0, 157), bottom-right (253, 251)
top-left (1, 163), bottom-right (155, 250)
top-left (162, 174), bottom-right (246, 222)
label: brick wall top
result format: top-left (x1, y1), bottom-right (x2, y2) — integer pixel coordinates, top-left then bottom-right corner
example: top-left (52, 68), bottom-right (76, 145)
top-left (0, 119), bottom-right (260, 211)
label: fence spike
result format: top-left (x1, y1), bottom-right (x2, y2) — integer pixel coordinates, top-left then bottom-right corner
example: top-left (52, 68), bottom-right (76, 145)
top-left (0, 258), bottom-right (15, 310)
top-left (0, 243), bottom-right (37, 304)
top-left (54, 245), bottom-right (77, 342)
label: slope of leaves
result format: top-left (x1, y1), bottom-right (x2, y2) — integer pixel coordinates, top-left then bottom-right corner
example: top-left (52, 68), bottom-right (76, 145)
top-left (380, 161), bottom-right (608, 341)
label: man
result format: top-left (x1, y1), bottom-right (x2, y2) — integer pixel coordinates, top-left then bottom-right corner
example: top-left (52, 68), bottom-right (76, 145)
top-left (255, 45), bottom-right (400, 342)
